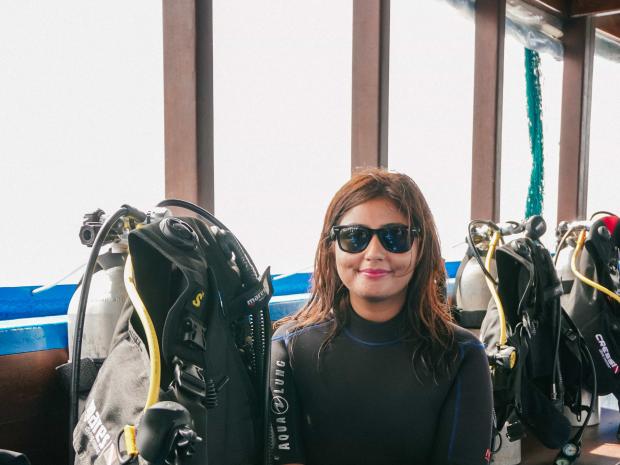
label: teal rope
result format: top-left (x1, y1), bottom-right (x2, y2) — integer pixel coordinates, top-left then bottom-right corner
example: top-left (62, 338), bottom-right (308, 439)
top-left (524, 48), bottom-right (544, 218)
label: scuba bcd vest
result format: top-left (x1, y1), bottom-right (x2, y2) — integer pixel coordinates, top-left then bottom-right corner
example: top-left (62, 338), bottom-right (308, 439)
top-left (479, 216), bottom-right (595, 463)
top-left (563, 215), bottom-right (620, 396)
top-left (69, 201), bottom-right (272, 465)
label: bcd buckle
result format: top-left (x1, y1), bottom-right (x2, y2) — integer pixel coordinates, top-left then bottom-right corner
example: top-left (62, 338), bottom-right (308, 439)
top-left (173, 358), bottom-right (207, 399)
top-left (182, 317), bottom-right (207, 351)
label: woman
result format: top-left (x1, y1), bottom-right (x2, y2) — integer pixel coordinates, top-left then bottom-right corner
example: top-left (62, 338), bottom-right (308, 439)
top-left (271, 169), bottom-right (493, 465)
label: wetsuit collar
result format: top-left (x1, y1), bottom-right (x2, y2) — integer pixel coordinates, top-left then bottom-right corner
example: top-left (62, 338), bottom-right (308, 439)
top-left (346, 307), bottom-right (407, 344)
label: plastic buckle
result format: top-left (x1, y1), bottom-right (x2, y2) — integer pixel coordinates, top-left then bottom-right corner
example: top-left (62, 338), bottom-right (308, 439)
top-left (173, 359), bottom-right (207, 399)
top-left (182, 318), bottom-right (207, 351)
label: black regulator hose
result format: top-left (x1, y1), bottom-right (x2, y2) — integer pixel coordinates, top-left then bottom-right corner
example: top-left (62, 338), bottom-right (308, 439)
top-left (467, 220), bottom-right (500, 286)
top-left (156, 199), bottom-right (272, 465)
top-left (156, 199), bottom-right (259, 278)
top-left (69, 205), bottom-right (146, 463)
top-left (553, 339), bottom-right (598, 465)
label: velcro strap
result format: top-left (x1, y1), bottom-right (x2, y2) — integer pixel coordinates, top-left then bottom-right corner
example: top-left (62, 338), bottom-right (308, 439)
top-left (56, 357), bottom-right (105, 394)
top-left (561, 279), bottom-right (573, 295)
top-left (452, 308), bottom-right (487, 329)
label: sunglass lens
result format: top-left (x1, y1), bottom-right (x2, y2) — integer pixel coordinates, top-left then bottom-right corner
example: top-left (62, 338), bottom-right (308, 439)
top-left (379, 226), bottom-right (413, 253)
top-left (339, 227), bottom-right (371, 253)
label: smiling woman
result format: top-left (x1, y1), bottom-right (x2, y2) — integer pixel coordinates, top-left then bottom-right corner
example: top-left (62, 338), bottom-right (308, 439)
top-left (333, 198), bottom-right (419, 323)
top-left (270, 169), bottom-right (494, 465)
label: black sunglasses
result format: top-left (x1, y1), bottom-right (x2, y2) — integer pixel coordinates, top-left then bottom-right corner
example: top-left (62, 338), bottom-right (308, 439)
top-left (330, 224), bottom-right (420, 254)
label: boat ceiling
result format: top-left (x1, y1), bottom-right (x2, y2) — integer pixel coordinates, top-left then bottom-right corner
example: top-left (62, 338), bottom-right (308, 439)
top-left (522, 0), bottom-right (620, 40)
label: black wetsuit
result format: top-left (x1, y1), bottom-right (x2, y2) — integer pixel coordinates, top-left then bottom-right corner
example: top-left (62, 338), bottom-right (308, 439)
top-left (270, 308), bottom-right (493, 465)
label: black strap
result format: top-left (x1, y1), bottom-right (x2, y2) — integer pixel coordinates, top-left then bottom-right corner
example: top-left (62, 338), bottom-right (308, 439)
top-left (56, 358), bottom-right (104, 394)
top-left (170, 367), bottom-right (209, 465)
top-left (452, 309), bottom-right (487, 329)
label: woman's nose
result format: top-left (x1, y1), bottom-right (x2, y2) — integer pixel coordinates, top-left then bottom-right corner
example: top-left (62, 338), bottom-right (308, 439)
top-left (364, 233), bottom-right (385, 259)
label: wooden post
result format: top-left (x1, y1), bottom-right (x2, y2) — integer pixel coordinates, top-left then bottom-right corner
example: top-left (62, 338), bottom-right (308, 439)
top-left (557, 16), bottom-right (594, 221)
top-left (351, 0), bottom-right (390, 172)
top-left (470, 0), bottom-right (506, 221)
top-left (163, 0), bottom-right (214, 212)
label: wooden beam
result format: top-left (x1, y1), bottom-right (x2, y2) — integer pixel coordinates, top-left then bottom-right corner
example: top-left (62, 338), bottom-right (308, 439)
top-left (521, 0), bottom-right (567, 17)
top-left (163, 0), bottom-right (214, 212)
top-left (570, 0), bottom-right (620, 18)
top-left (470, 0), bottom-right (505, 221)
top-left (557, 17), bottom-right (594, 221)
top-left (597, 14), bottom-right (620, 42)
top-left (351, 0), bottom-right (390, 172)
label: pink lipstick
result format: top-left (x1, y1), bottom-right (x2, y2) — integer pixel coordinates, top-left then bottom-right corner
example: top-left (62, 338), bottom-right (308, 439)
top-left (359, 269), bottom-right (390, 278)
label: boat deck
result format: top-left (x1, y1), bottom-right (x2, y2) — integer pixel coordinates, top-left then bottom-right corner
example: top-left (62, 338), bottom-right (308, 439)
top-left (524, 408), bottom-right (620, 464)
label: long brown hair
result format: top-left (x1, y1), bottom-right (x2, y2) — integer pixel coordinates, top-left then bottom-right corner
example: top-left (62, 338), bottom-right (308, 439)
top-left (277, 168), bottom-right (457, 379)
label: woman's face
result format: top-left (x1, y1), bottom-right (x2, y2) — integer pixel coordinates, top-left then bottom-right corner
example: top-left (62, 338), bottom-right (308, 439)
top-left (334, 197), bottom-right (418, 319)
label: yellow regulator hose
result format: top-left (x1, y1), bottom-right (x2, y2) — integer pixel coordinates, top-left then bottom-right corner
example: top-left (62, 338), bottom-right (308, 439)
top-left (124, 254), bottom-right (162, 410)
top-left (485, 231), bottom-right (508, 346)
top-left (571, 230), bottom-right (620, 304)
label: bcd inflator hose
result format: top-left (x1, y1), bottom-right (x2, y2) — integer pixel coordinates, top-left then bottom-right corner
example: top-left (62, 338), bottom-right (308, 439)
top-left (69, 205), bottom-right (146, 463)
top-left (572, 230), bottom-right (620, 304)
top-left (124, 254), bottom-right (162, 411)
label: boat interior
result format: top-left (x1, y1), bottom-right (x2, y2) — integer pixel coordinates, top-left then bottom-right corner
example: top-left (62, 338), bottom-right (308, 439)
top-left (1, 1), bottom-right (620, 464)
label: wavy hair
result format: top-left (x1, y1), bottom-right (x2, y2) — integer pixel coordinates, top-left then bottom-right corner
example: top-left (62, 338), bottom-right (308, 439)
top-left (277, 168), bottom-right (457, 379)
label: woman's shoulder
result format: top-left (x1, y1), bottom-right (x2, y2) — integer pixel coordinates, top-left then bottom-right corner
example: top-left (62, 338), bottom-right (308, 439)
top-left (272, 316), bottom-right (335, 343)
top-left (449, 323), bottom-right (486, 357)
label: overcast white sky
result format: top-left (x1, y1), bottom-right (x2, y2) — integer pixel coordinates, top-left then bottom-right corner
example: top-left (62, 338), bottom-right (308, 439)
top-left (0, 0), bottom-right (618, 287)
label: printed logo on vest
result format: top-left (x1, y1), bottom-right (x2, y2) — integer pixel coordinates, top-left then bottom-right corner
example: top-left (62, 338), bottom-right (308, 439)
top-left (273, 360), bottom-right (291, 451)
top-left (83, 399), bottom-right (111, 455)
top-left (595, 334), bottom-right (620, 374)
top-left (272, 395), bottom-right (289, 415)
top-left (192, 291), bottom-right (205, 308)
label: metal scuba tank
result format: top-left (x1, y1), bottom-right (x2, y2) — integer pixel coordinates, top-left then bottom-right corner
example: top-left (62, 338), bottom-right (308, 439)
top-left (555, 221), bottom-right (579, 311)
top-left (67, 209), bottom-right (130, 361)
top-left (555, 246), bottom-right (575, 309)
top-left (67, 246), bottom-right (128, 359)
top-left (455, 256), bottom-right (496, 322)
top-left (452, 222), bottom-right (500, 329)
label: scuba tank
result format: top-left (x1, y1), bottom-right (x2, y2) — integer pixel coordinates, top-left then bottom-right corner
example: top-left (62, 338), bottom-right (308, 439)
top-left (67, 248), bottom-right (127, 360)
top-left (67, 209), bottom-right (132, 360)
top-left (453, 255), bottom-right (495, 329)
top-left (453, 220), bottom-right (525, 464)
top-left (61, 210), bottom-right (136, 416)
top-left (471, 220), bottom-right (524, 465)
top-left (554, 220), bottom-right (591, 308)
top-left (451, 221), bottom-right (522, 329)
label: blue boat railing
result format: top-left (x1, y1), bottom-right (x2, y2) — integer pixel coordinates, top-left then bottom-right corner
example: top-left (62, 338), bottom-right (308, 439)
top-left (0, 264), bottom-right (460, 356)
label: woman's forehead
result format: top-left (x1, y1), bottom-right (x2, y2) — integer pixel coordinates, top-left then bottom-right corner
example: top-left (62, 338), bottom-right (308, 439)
top-left (338, 198), bottom-right (408, 227)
